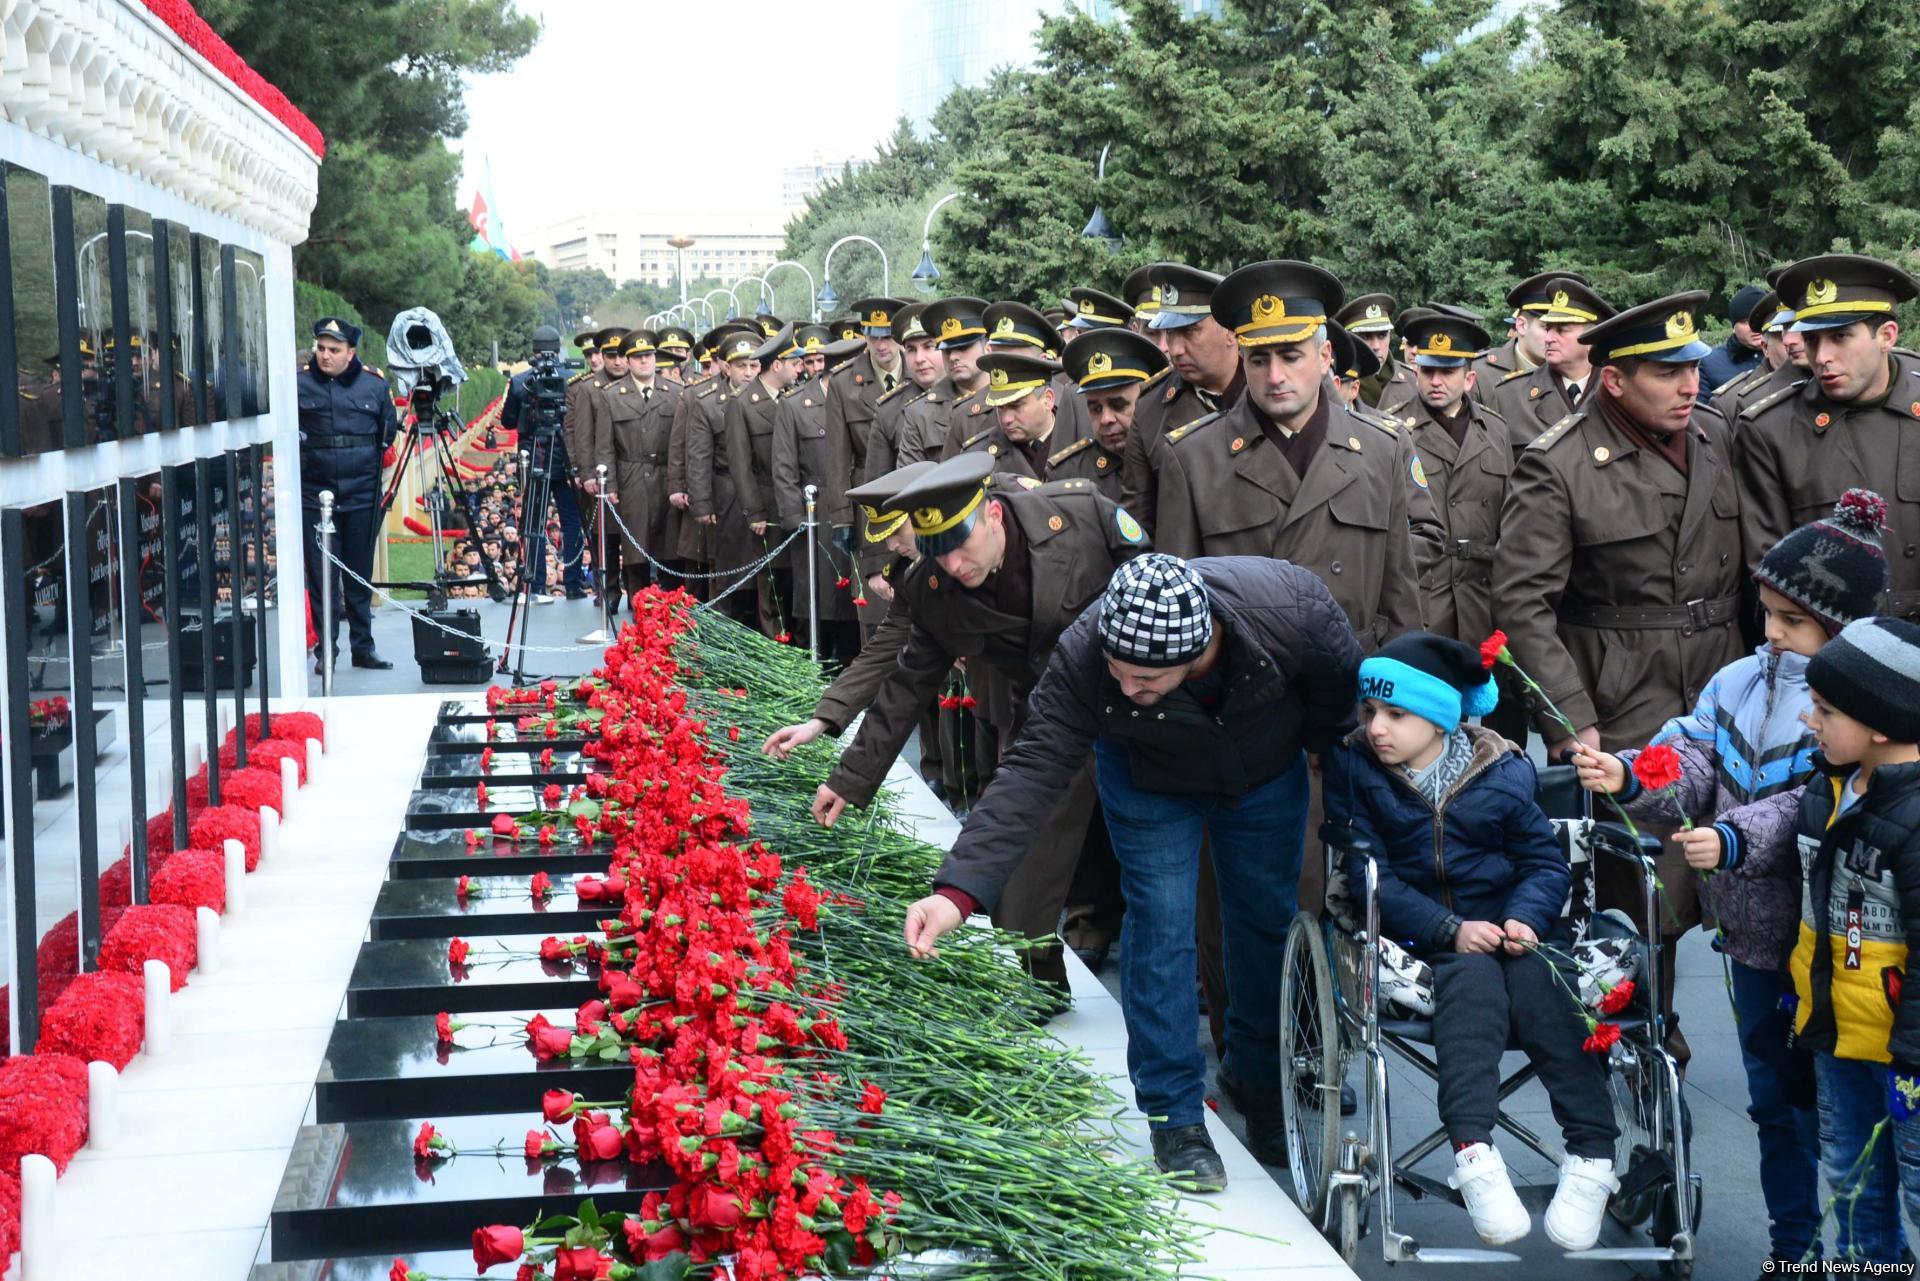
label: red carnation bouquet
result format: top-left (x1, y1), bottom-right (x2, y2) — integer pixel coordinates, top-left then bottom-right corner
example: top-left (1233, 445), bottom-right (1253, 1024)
top-left (150, 848), bottom-right (228, 914)
top-left (38, 971), bottom-right (146, 1069)
top-left (191, 805), bottom-right (263, 871)
top-left (0, 1053), bottom-right (90, 1175)
top-left (97, 905), bottom-right (199, 988)
top-left (188, 764), bottom-right (284, 813)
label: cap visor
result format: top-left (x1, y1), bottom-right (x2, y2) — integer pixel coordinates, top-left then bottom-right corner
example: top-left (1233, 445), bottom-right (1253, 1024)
top-left (914, 508), bottom-right (979, 558)
top-left (1412, 355), bottom-right (1470, 368)
top-left (1790, 312), bottom-right (1879, 333)
top-left (1149, 310), bottom-right (1203, 331)
top-left (1639, 339), bottom-right (1714, 363)
top-left (983, 386), bottom-right (1040, 408)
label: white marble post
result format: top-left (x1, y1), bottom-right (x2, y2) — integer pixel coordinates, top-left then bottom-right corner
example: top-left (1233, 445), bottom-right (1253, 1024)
top-left (259, 805), bottom-right (279, 863)
top-left (142, 961), bottom-right (171, 1055)
top-left (223, 838), bottom-right (246, 913)
top-left (195, 907), bottom-right (220, 974)
top-left (86, 1061), bottom-right (119, 1151)
top-left (20, 1153), bottom-right (57, 1279)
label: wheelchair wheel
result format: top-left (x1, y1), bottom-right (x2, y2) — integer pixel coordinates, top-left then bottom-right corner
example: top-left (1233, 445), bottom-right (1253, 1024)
top-left (1604, 1039), bottom-right (1659, 1227)
top-left (1280, 911), bottom-right (1341, 1224)
top-left (1335, 1181), bottom-right (1363, 1264)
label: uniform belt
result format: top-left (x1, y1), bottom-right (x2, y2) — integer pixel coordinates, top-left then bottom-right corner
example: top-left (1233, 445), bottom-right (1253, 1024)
top-left (1449, 538), bottom-right (1494, 562)
top-left (303, 434), bottom-right (378, 449)
top-left (641, 452), bottom-right (666, 464)
top-left (1560, 594), bottom-right (1739, 634)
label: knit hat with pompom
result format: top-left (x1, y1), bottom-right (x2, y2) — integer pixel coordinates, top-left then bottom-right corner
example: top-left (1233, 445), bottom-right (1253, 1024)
top-left (1753, 488), bottom-right (1889, 636)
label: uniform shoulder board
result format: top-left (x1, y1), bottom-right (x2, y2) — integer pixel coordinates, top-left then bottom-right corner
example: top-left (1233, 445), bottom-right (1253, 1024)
top-left (1046, 435), bottom-right (1094, 467)
top-left (876, 379), bottom-right (912, 405)
top-left (1350, 406), bottom-right (1400, 435)
top-left (1527, 412), bottom-right (1584, 452)
top-left (1711, 370), bottom-right (1749, 397)
top-left (906, 388), bottom-right (936, 408)
top-left (961, 424), bottom-right (998, 450)
top-left (567, 371), bottom-right (589, 385)
top-left (1498, 367), bottom-right (1531, 384)
top-left (695, 382), bottom-right (719, 399)
top-left (1166, 409), bottom-right (1222, 446)
top-left (1141, 366), bottom-right (1171, 392)
top-left (1738, 379), bottom-right (1809, 423)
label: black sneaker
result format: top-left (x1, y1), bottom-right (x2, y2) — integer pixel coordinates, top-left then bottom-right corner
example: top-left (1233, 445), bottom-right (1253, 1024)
top-left (1151, 1125), bottom-right (1227, 1191)
top-left (1219, 1072), bottom-right (1289, 1167)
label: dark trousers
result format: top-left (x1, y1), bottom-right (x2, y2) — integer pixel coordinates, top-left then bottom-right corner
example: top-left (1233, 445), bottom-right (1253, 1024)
top-left (546, 480), bottom-right (587, 594)
top-left (303, 499), bottom-right (376, 660)
top-left (1429, 948), bottom-right (1618, 1159)
top-left (1728, 958), bottom-right (1821, 1259)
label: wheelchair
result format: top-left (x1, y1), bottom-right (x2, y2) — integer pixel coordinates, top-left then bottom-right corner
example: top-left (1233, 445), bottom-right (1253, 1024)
top-left (1278, 765), bottom-right (1700, 1272)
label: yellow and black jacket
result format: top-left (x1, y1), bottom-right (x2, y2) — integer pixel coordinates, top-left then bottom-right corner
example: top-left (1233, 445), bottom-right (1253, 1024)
top-left (1790, 754), bottom-right (1920, 1064)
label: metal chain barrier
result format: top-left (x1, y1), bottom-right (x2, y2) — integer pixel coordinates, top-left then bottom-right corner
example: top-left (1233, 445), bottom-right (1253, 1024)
top-left (596, 501), bottom-right (805, 614)
top-left (317, 544), bottom-right (610, 654)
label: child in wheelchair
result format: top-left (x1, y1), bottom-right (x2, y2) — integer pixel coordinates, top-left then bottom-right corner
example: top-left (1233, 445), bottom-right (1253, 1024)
top-left (1324, 632), bottom-right (1619, 1249)
top-left (1572, 490), bottom-right (1888, 1268)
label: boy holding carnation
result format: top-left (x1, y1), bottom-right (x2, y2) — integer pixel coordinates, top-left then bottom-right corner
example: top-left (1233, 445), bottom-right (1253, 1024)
top-left (1575, 490), bottom-right (1888, 1269)
top-left (1324, 632), bottom-right (1618, 1248)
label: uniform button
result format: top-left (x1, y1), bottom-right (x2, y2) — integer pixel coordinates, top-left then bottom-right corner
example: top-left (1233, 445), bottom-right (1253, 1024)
top-left (1719, 553), bottom-right (1729, 565)
top-left (1685, 687), bottom-right (1698, 703)
top-left (1907, 545), bottom-right (1917, 560)
top-left (1677, 562), bottom-right (1690, 575)
top-left (1156, 712), bottom-right (1166, 720)
top-left (1330, 561), bottom-right (1344, 575)
top-left (1130, 710), bottom-right (1139, 717)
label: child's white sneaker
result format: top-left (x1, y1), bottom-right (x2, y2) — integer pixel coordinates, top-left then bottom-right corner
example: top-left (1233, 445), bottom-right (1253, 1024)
top-left (1449, 1142), bottom-right (1530, 1245)
top-left (1543, 1154), bottom-right (1619, 1250)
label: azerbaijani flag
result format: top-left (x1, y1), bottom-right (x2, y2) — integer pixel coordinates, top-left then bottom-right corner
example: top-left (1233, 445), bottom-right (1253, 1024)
top-left (466, 160), bottom-right (521, 263)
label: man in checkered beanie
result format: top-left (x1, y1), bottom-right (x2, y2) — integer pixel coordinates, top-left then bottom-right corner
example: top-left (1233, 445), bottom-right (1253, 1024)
top-left (905, 553), bottom-right (1364, 1188)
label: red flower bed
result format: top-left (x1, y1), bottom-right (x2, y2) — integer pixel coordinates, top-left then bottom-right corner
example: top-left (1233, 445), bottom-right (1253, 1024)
top-left (38, 972), bottom-right (145, 1069)
top-left (0, 1053), bottom-right (90, 1174)
top-left (218, 735), bottom-right (308, 784)
top-left (97, 905), bottom-right (199, 988)
top-left (150, 848), bottom-right (228, 914)
top-left (0, 1167), bottom-right (19, 1259)
top-left (242, 710), bottom-right (324, 749)
top-left (187, 764), bottom-right (283, 813)
top-left (99, 847), bottom-right (172, 911)
top-left (191, 805), bottom-right (262, 871)
top-left (148, 809), bottom-right (179, 855)
top-left (135, 1), bottom-right (325, 156)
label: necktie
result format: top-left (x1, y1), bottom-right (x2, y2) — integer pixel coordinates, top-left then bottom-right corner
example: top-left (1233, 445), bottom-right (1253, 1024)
top-left (884, 374), bottom-right (896, 392)
top-left (1566, 381), bottom-right (1582, 403)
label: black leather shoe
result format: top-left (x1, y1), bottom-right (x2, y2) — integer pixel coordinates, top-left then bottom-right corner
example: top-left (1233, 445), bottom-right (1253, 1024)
top-left (1150, 1125), bottom-right (1227, 1191)
top-left (1341, 1081), bottom-right (1358, 1116)
top-left (1219, 1072), bottom-right (1289, 1167)
top-left (351, 651), bottom-right (394, 670)
top-left (1072, 943), bottom-right (1111, 974)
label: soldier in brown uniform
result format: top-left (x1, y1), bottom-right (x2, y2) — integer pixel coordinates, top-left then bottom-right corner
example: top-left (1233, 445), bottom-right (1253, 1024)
top-left (774, 336), bottom-right (867, 665)
top-left (825, 297), bottom-right (907, 480)
top-left (1469, 271), bottom-right (1588, 405)
top-left (1121, 263), bottom-right (1166, 339)
top-left (725, 323), bottom-right (805, 636)
top-left (654, 326), bottom-right (694, 387)
top-left (948, 350), bottom-right (1075, 481)
top-left (861, 304), bottom-right (947, 485)
top-left (1488, 279), bottom-right (1616, 449)
top-left (810, 451), bottom-right (1151, 996)
top-left (684, 328), bottom-right (765, 628)
top-left (591, 328), bottom-right (683, 596)
top-left (666, 325), bottom-right (748, 600)
top-left (1336, 293), bottom-right (1414, 412)
top-left (964, 300), bottom-right (1093, 457)
top-left (1121, 264), bottom-right (1246, 537)
top-left (1049, 328), bottom-right (1168, 499)
top-left (1737, 254), bottom-right (1920, 621)
top-left (1063, 286), bottom-right (1135, 344)
top-left (1706, 290), bottom-right (1788, 420)
top-left (1153, 260), bottom-right (1439, 651)
top-left (1494, 291), bottom-right (1743, 1066)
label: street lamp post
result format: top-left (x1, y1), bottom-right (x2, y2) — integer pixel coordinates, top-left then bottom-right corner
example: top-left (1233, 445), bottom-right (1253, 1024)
top-left (667, 234), bottom-right (695, 303)
top-left (761, 260), bottom-right (819, 322)
top-left (703, 287), bottom-right (740, 321)
top-left (729, 274), bottom-right (772, 315)
top-left (912, 192), bottom-right (963, 293)
top-left (1081, 143), bottom-right (1121, 254)
top-left (818, 235), bottom-right (889, 318)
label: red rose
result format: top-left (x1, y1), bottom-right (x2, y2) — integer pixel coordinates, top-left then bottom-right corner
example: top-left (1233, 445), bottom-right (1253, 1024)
top-left (1631, 743), bottom-right (1684, 793)
top-left (539, 936), bottom-right (571, 962)
top-left (1478, 630), bottom-right (1509, 670)
top-left (1598, 979), bottom-right (1636, 1015)
top-left (523, 1129), bottom-right (546, 1159)
top-left (491, 813), bottom-right (516, 836)
top-left (472, 1224), bottom-right (524, 1271)
top-left (447, 937), bottom-right (471, 967)
top-left (1583, 1021), bottom-right (1623, 1054)
top-left (543, 783), bottom-right (562, 808)
top-left (580, 1122), bottom-right (624, 1161)
top-left (553, 1247), bottom-right (614, 1281)
top-left (695, 1183), bottom-right (745, 1230)
top-left (540, 679), bottom-right (557, 695)
top-left (526, 1014), bottom-right (573, 1060)
top-left (542, 1089), bottom-right (576, 1123)
top-left (389, 1260), bottom-right (412, 1281)
top-left (529, 870), bottom-right (552, 899)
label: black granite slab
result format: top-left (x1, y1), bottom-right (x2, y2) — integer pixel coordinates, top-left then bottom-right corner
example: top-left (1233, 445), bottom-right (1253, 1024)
top-left (427, 721), bottom-right (594, 755)
top-left (388, 829), bottom-right (609, 882)
top-left (346, 937), bottom-right (602, 1018)
top-left (419, 747), bottom-right (594, 787)
top-left (405, 785), bottom-right (544, 831)
top-left (315, 1009), bottom-right (632, 1122)
top-left (369, 876), bottom-right (612, 941)
top-left (252, 1249), bottom-right (487, 1281)
top-left (268, 1111), bottom-right (665, 1259)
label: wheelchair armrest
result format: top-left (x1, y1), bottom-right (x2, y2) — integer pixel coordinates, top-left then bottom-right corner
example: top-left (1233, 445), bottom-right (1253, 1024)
top-left (1589, 820), bottom-right (1662, 866)
top-left (1320, 821), bottom-right (1376, 859)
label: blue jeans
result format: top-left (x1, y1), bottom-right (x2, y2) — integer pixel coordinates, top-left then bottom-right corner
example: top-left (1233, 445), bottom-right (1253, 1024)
top-left (1813, 1051), bottom-right (1920, 1263)
top-left (1095, 739), bottom-right (1308, 1130)
top-left (1727, 960), bottom-right (1820, 1259)
top-left (546, 475), bottom-right (586, 593)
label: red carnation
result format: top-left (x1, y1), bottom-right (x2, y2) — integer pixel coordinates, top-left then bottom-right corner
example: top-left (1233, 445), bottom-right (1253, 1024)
top-left (775, 631), bottom-right (792, 644)
top-left (1631, 744), bottom-right (1684, 793)
top-left (1582, 1021), bottom-right (1623, 1054)
top-left (523, 1129), bottom-right (546, 1159)
top-left (412, 1121), bottom-right (443, 1160)
top-left (835, 576), bottom-right (851, 589)
top-left (448, 937), bottom-right (471, 967)
top-left (472, 1224), bottom-right (524, 1271)
top-left (1478, 630), bottom-right (1509, 670)
top-left (456, 875), bottom-right (471, 900)
top-left (858, 1080), bottom-right (888, 1114)
top-left (543, 783), bottom-right (562, 808)
top-left (1598, 979), bottom-right (1636, 1016)
top-left (529, 871), bottom-right (552, 899)
top-left (727, 725), bottom-right (741, 742)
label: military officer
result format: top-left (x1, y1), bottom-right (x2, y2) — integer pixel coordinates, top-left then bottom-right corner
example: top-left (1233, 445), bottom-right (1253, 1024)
top-left (1327, 318), bottom-right (1382, 411)
top-left (822, 296), bottom-right (905, 477)
top-left (684, 327), bottom-right (765, 627)
top-left (727, 323), bottom-right (806, 635)
top-left (795, 322), bottom-right (833, 383)
top-left (1335, 293), bottom-right (1413, 411)
top-left (1737, 253), bottom-right (1920, 621)
top-left (1049, 327), bottom-right (1168, 499)
top-left (1496, 293), bottom-right (1742, 1067)
top-left (921, 296), bottom-right (994, 453)
top-left (1708, 290), bottom-right (1790, 420)
top-left (592, 328), bottom-right (683, 597)
top-left (1121, 263), bottom-right (1166, 339)
top-left (869, 303), bottom-right (952, 475)
top-left (298, 315), bottom-right (399, 670)
top-left (1468, 270), bottom-right (1587, 403)
top-left (949, 350), bottom-right (1074, 482)
top-left (664, 324), bottom-right (744, 599)
top-left (1121, 263), bottom-right (1246, 537)
top-left (1153, 260), bottom-right (1438, 651)
top-left (811, 451), bottom-right (1150, 996)
top-left (1489, 278), bottom-right (1616, 449)
top-left (567, 326), bottom-right (622, 502)
top-left (970, 300), bottom-right (1094, 454)
top-left (774, 336), bottom-right (867, 665)
top-left (654, 326), bottom-right (695, 385)
top-left (1063, 286), bottom-right (1135, 341)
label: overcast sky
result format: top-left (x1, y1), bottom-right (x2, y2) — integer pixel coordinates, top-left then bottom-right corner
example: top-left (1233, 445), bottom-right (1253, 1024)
top-left (455, 1), bottom-right (904, 242)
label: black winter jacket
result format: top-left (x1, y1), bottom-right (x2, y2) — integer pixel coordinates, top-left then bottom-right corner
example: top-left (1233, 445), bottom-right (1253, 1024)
top-left (934, 555), bottom-right (1363, 912)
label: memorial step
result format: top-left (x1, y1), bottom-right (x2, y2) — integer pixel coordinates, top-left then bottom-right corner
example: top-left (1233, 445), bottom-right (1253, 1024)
top-left (387, 829), bottom-right (609, 882)
top-left (426, 721), bottom-right (594, 755)
top-left (346, 937), bottom-right (602, 1018)
top-left (369, 875), bottom-right (612, 941)
top-left (419, 747), bottom-right (595, 787)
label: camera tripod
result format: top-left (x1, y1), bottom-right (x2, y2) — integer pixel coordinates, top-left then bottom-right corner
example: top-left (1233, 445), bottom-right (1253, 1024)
top-left (494, 426), bottom-right (567, 686)
top-left (373, 403), bottom-right (506, 605)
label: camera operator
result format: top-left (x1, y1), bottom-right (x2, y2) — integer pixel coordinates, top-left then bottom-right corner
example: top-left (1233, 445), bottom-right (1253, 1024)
top-left (503, 325), bottom-right (588, 600)
top-left (299, 316), bottom-right (398, 671)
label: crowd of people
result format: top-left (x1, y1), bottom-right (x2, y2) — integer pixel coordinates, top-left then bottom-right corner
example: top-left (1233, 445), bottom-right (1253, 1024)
top-left (429, 252), bottom-right (1920, 1269)
top-left (429, 455), bottom-right (573, 602)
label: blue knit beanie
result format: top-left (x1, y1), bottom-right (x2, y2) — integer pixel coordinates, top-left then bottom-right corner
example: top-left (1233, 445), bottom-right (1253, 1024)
top-left (1357, 632), bottom-right (1499, 733)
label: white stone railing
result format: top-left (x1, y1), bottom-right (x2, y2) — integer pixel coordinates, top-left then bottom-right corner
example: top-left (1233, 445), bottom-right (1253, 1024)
top-left (0, 0), bottom-right (319, 244)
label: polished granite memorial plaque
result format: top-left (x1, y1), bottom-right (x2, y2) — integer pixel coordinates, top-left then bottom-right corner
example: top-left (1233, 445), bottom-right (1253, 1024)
top-left (426, 721), bottom-right (595, 755)
top-left (405, 785), bottom-right (541, 831)
top-left (251, 1248), bottom-right (489, 1281)
top-left (315, 1008), bottom-right (633, 1122)
top-left (346, 937), bottom-right (602, 1018)
top-left (388, 828), bottom-right (608, 882)
top-left (268, 1111), bottom-right (665, 1258)
top-left (418, 747), bottom-right (593, 787)
top-left (369, 876), bottom-right (610, 941)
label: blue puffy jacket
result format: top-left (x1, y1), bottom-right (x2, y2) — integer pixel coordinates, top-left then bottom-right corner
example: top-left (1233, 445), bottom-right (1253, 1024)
top-left (1324, 724), bottom-right (1569, 955)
